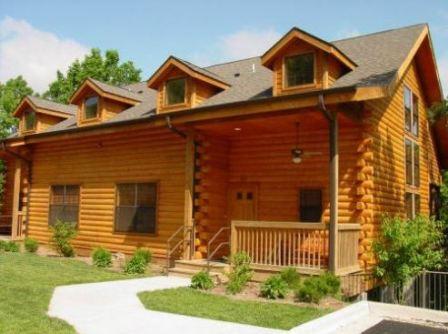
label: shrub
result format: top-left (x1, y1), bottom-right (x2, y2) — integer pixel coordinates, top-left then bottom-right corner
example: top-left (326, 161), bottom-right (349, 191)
top-left (3, 241), bottom-right (20, 252)
top-left (226, 251), bottom-right (253, 294)
top-left (24, 238), bottom-right (39, 253)
top-left (280, 267), bottom-right (301, 289)
top-left (191, 271), bottom-right (214, 290)
top-left (50, 220), bottom-right (77, 257)
top-left (320, 272), bottom-right (340, 296)
top-left (124, 254), bottom-right (147, 274)
top-left (260, 274), bottom-right (288, 299)
top-left (92, 247), bottom-right (112, 268)
top-left (0, 240), bottom-right (6, 250)
top-left (134, 248), bottom-right (152, 264)
top-left (295, 273), bottom-right (341, 303)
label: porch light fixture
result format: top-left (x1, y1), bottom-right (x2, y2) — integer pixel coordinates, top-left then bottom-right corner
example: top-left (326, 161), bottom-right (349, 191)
top-left (234, 127), bottom-right (242, 131)
top-left (291, 148), bottom-right (303, 164)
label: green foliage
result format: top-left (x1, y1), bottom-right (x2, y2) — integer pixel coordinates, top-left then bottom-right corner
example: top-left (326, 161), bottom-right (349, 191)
top-left (295, 274), bottom-right (341, 304)
top-left (373, 215), bottom-right (444, 290)
top-left (124, 254), bottom-right (147, 274)
top-left (428, 98), bottom-right (448, 124)
top-left (191, 271), bottom-right (214, 290)
top-left (0, 240), bottom-right (6, 250)
top-left (134, 248), bottom-right (152, 265)
top-left (226, 251), bottom-right (253, 294)
top-left (50, 220), bottom-right (77, 257)
top-left (280, 267), bottom-right (301, 289)
top-left (43, 49), bottom-right (142, 103)
top-left (91, 247), bottom-right (112, 268)
top-left (24, 238), bottom-right (39, 253)
top-left (260, 274), bottom-right (288, 299)
top-left (2, 241), bottom-right (20, 252)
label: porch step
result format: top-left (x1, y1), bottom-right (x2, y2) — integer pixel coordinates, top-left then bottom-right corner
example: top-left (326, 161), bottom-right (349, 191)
top-left (168, 260), bottom-right (230, 283)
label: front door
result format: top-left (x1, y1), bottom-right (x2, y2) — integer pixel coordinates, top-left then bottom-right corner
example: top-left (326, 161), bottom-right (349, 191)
top-left (228, 184), bottom-right (258, 221)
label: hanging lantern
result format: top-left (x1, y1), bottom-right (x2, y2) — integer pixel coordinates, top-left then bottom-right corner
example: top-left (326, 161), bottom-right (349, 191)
top-left (292, 122), bottom-right (303, 164)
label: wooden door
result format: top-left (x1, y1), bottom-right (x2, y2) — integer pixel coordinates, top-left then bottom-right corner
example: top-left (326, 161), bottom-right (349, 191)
top-left (228, 184), bottom-right (258, 221)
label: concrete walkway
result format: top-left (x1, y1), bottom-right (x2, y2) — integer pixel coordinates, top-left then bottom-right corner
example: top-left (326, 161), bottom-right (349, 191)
top-left (48, 276), bottom-right (284, 334)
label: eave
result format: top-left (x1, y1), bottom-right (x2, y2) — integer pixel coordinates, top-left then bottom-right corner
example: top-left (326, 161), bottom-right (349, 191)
top-left (12, 97), bottom-right (73, 119)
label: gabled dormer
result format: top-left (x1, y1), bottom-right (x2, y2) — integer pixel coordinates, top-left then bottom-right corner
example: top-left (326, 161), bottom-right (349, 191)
top-left (147, 56), bottom-right (230, 113)
top-left (70, 78), bottom-right (144, 127)
top-left (13, 96), bottom-right (76, 136)
top-left (261, 27), bottom-right (356, 96)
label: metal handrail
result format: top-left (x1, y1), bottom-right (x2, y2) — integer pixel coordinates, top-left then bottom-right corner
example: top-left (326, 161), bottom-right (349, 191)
top-left (206, 226), bottom-right (230, 269)
top-left (166, 224), bottom-right (193, 270)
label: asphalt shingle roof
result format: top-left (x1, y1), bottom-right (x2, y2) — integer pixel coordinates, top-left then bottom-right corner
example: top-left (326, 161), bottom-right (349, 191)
top-left (89, 78), bottom-right (146, 102)
top-left (40, 23), bottom-right (426, 135)
top-left (28, 96), bottom-right (77, 115)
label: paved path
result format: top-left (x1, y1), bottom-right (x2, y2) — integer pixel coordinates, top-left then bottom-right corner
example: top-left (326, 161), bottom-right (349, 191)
top-left (48, 276), bottom-right (285, 334)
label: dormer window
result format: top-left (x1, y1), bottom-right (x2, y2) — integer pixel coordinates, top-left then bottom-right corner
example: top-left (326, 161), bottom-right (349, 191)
top-left (165, 78), bottom-right (186, 106)
top-left (284, 53), bottom-right (315, 88)
top-left (24, 109), bottom-right (36, 131)
top-left (84, 96), bottom-right (99, 120)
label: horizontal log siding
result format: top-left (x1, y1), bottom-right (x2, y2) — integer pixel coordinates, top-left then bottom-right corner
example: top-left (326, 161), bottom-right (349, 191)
top-left (362, 61), bottom-right (442, 269)
top-left (27, 128), bottom-right (186, 258)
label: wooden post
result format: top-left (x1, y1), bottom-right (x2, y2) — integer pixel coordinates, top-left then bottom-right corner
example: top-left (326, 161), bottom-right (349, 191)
top-left (183, 130), bottom-right (195, 259)
top-left (11, 158), bottom-right (21, 240)
top-left (329, 111), bottom-right (339, 274)
top-left (230, 221), bottom-right (237, 256)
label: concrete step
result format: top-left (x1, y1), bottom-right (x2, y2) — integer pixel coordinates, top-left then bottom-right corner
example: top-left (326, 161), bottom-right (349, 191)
top-left (168, 266), bottom-right (228, 284)
top-left (174, 259), bottom-right (230, 274)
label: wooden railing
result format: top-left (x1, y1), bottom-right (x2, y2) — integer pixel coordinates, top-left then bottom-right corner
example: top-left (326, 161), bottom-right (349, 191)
top-left (231, 221), bottom-right (328, 272)
top-left (230, 220), bottom-right (361, 275)
top-left (0, 211), bottom-right (25, 240)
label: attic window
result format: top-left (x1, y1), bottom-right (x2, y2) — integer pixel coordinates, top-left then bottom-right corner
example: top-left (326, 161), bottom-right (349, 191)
top-left (165, 78), bottom-right (186, 105)
top-left (84, 96), bottom-right (99, 119)
top-left (285, 53), bottom-right (315, 88)
top-left (24, 109), bottom-right (36, 131)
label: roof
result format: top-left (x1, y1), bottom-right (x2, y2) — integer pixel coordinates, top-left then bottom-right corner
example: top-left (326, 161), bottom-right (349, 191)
top-left (24, 23), bottom-right (431, 136)
top-left (12, 96), bottom-right (77, 117)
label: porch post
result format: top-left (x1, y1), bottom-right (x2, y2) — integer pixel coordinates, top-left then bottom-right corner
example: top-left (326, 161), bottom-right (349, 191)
top-left (329, 111), bottom-right (339, 274)
top-left (11, 158), bottom-right (21, 240)
top-left (183, 130), bottom-right (195, 259)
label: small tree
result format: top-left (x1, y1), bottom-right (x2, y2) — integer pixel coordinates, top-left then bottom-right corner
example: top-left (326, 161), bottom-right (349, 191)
top-left (373, 215), bottom-right (444, 302)
top-left (50, 220), bottom-right (77, 257)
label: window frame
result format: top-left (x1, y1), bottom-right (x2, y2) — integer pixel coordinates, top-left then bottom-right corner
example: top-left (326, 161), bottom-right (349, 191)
top-left (48, 184), bottom-right (80, 227)
top-left (404, 138), bottom-right (420, 188)
top-left (114, 182), bottom-right (158, 235)
top-left (23, 109), bottom-right (37, 132)
top-left (405, 192), bottom-right (421, 220)
top-left (403, 85), bottom-right (419, 137)
top-left (164, 77), bottom-right (187, 107)
top-left (82, 95), bottom-right (100, 121)
top-left (283, 52), bottom-right (316, 90)
top-left (298, 188), bottom-right (323, 223)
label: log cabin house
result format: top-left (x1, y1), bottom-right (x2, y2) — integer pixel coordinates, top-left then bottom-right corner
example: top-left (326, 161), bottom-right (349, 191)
top-left (1, 24), bottom-right (447, 286)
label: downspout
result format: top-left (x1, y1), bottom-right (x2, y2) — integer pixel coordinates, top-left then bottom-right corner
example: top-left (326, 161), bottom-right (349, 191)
top-left (317, 94), bottom-right (339, 274)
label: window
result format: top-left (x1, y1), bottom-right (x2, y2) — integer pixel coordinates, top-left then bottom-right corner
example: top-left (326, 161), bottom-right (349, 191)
top-left (285, 53), bottom-right (314, 88)
top-left (403, 86), bottom-right (419, 136)
top-left (299, 189), bottom-right (322, 222)
top-left (429, 184), bottom-right (441, 219)
top-left (84, 96), bottom-right (99, 119)
top-left (405, 139), bottom-right (420, 187)
top-left (165, 78), bottom-right (186, 105)
top-left (405, 192), bottom-right (420, 219)
top-left (115, 183), bottom-right (157, 233)
top-left (49, 185), bottom-right (80, 226)
top-left (24, 109), bottom-right (36, 131)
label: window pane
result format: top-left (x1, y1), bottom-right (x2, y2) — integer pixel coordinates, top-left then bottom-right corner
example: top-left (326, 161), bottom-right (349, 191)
top-left (117, 184), bottom-right (135, 206)
top-left (137, 183), bottom-right (156, 207)
top-left (166, 78), bottom-right (186, 105)
top-left (413, 144), bottom-right (420, 187)
top-left (405, 193), bottom-right (413, 219)
top-left (412, 94), bottom-right (419, 136)
top-left (404, 87), bottom-right (412, 132)
top-left (405, 139), bottom-right (413, 185)
top-left (49, 205), bottom-right (65, 226)
top-left (415, 194), bottom-right (420, 216)
top-left (24, 110), bottom-right (36, 130)
top-left (115, 207), bottom-right (137, 232)
top-left (84, 96), bottom-right (98, 119)
top-left (299, 189), bottom-right (322, 222)
top-left (65, 185), bottom-right (79, 204)
top-left (51, 186), bottom-right (65, 204)
top-left (285, 53), bottom-right (314, 87)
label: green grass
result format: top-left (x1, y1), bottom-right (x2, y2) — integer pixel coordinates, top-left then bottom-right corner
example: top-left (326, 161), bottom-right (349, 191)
top-left (139, 287), bottom-right (330, 330)
top-left (0, 252), bottom-right (137, 334)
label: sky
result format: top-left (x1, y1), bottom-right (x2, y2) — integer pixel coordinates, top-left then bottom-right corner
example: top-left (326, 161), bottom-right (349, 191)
top-left (1, 0), bottom-right (448, 94)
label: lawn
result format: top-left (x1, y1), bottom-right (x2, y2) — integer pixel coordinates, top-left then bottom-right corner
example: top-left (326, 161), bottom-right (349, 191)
top-left (0, 252), bottom-right (136, 334)
top-left (139, 287), bottom-right (330, 330)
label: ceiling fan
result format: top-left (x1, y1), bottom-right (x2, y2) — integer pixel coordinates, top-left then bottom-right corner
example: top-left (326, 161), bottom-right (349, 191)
top-left (291, 122), bottom-right (322, 164)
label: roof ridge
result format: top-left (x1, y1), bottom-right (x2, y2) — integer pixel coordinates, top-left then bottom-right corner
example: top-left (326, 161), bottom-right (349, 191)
top-left (89, 77), bottom-right (139, 94)
top-left (170, 56), bottom-right (230, 84)
top-left (332, 23), bottom-right (427, 43)
top-left (204, 56), bottom-right (260, 69)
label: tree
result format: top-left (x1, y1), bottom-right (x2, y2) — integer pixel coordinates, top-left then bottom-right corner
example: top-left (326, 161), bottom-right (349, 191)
top-left (428, 98), bottom-right (448, 124)
top-left (0, 76), bottom-right (34, 138)
top-left (43, 49), bottom-right (142, 103)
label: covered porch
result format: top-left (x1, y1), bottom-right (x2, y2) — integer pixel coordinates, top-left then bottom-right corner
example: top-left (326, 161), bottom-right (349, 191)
top-left (179, 105), bottom-right (368, 276)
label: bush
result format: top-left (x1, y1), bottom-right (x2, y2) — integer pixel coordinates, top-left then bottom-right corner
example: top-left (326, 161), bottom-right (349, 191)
top-left (124, 254), bottom-right (147, 274)
top-left (24, 238), bottom-right (39, 253)
top-left (134, 248), bottom-right (152, 264)
top-left (191, 271), bottom-right (214, 290)
top-left (280, 267), bottom-right (301, 289)
top-left (226, 251), bottom-right (253, 294)
top-left (50, 220), bottom-right (77, 257)
top-left (92, 247), bottom-right (112, 268)
top-left (295, 274), bottom-right (341, 304)
top-left (260, 274), bottom-right (288, 299)
top-left (0, 240), bottom-right (6, 250)
top-left (3, 241), bottom-right (20, 252)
